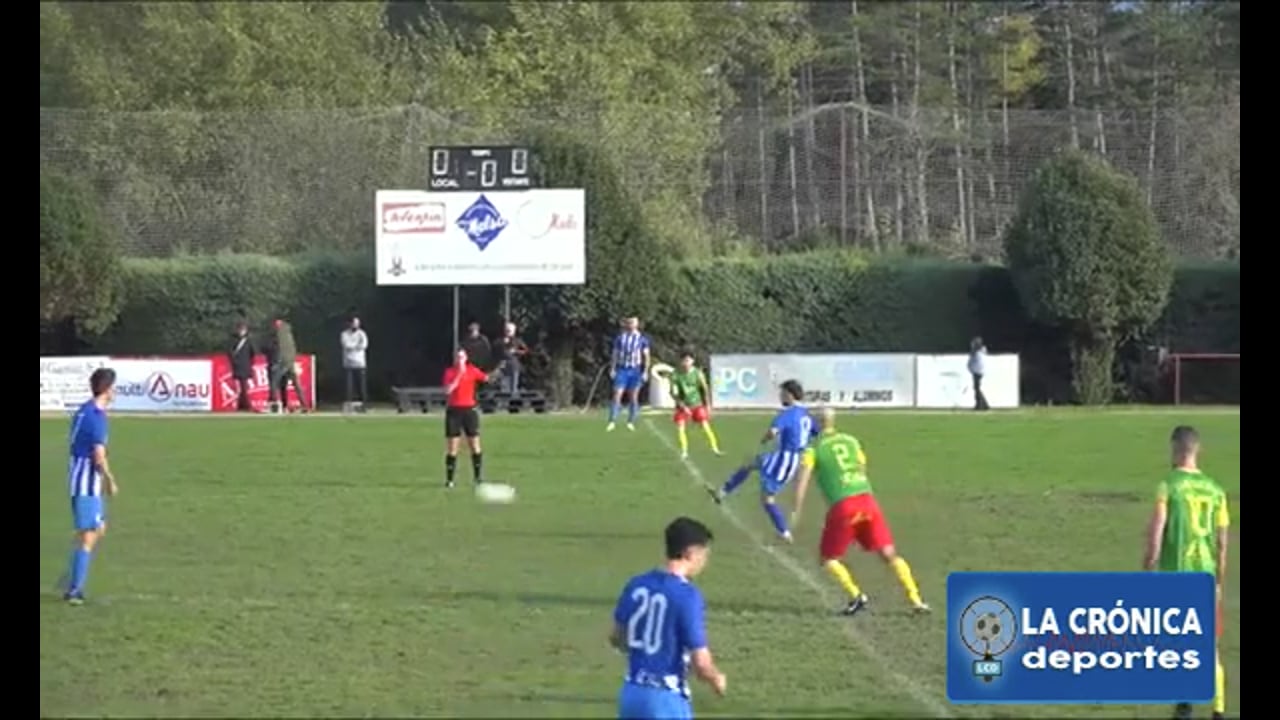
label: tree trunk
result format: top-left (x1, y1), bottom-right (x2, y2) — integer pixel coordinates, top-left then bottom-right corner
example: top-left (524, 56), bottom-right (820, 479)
top-left (851, 0), bottom-right (879, 250)
top-left (1146, 33), bottom-right (1161, 206)
top-left (1089, 8), bottom-right (1108, 156)
top-left (1063, 8), bottom-right (1080, 149)
top-left (722, 146), bottom-right (735, 229)
top-left (1000, 2), bottom-right (1011, 229)
top-left (891, 49), bottom-right (905, 246)
top-left (802, 64), bottom-right (822, 230)
top-left (839, 103), bottom-right (850, 245)
top-left (786, 82), bottom-right (802, 240)
top-left (755, 79), bottom-right (769, 242)
top-left (911, 3), bottom-right (930, 245)
top-left (947, 1), bottom-right (968, 249)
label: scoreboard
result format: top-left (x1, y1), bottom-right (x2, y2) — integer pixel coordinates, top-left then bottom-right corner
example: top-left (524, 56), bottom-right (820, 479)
top-left (428, 146), bottom-right (536, 191)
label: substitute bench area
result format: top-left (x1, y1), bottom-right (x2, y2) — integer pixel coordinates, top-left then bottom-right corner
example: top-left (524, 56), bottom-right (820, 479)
top-left (391, 386), bottom-right (553, 414)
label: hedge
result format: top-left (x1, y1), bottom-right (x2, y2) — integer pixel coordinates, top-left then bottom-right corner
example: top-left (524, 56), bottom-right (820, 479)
top-left (57, 252), bottom-right (1238, 405)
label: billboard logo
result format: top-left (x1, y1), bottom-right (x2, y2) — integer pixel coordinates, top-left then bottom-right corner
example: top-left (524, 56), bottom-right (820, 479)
top-left (456, 194), bottom-right (509, 251)
top-left (715, 367), bottom-right (760, 398)
top-left (381, 202), bottom-right (446, 234)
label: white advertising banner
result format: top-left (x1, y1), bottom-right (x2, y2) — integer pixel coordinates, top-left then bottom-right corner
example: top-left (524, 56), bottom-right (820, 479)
top-left (40, 356), bottom-right (111, 411)
top-left (914, 354), bottom-right (1021, 409)
top-left (374, 189), bottom-right (586, 286)
top-left (110, 358), bottom-right (214, 412)
top-left (710, 354), bottom-right (916, 409)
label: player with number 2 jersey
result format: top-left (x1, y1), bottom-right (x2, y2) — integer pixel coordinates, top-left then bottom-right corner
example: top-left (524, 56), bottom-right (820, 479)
top-left (611, 517), bottom-right (725, 719)
top-left (791, 407), bottom-right (929, 617)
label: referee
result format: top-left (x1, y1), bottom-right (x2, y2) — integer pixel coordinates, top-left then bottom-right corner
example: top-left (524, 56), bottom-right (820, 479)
top-left (442, 348), bottom-right (490, 488)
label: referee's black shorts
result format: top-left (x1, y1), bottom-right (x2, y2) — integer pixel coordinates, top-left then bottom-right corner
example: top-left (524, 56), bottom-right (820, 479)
top-left (444, 405), bottom-right (480, 438)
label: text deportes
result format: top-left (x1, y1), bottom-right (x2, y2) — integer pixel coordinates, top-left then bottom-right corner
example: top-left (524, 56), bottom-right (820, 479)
top-left (1021, 646), bottom-right (1201, 675)
top-left (1021, 600), bottom-right (1205, 637)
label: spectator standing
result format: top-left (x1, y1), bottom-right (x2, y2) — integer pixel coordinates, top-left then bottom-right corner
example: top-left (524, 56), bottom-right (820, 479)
top-left (968, 336), bottom-right (990, 412)
top-left (495, 322), bottom-right (528, 393)
top-left (460, 321), bottom-right (492, 370)
top-left (268, 318), bottom-right (310, 414)
top-left (341, 316), bottom-right (369, 413)
top-left (228, 321), bottom-right (256, 412)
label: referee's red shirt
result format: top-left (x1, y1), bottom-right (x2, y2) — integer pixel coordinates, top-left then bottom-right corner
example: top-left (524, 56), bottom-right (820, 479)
top-left (443, 364), bottom-right (487, 408)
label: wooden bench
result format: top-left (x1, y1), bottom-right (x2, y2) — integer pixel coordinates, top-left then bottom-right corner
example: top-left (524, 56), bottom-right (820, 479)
top-left (391, 386), bottom-right (450, 414)
top-left (479, 389), bottom-right (552, 414)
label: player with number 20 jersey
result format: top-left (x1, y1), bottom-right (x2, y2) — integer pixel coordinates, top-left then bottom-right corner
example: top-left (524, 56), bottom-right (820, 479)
top-left (611, 517), bottom-right (725, 719)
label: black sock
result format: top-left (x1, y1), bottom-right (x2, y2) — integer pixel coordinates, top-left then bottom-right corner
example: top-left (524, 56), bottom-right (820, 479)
top-left (446, 454), bottom-right (458, 482)
top-left (472, 452), bottom-right (483, 481)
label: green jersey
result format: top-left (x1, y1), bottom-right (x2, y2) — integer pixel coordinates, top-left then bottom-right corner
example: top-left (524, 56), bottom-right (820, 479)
top-left (669, 368), bottom-right (707, 407)
top-left (1154, 468), bottom-right (1230, 576)
top-left (804, 431), bottom-right (872, 505)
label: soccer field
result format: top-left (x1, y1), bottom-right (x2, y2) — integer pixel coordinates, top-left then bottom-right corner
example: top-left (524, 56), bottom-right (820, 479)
top-left (39, 409), bottom-right (1241, 718)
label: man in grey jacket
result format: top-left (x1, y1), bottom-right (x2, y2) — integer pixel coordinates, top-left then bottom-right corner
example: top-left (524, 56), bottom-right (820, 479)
top-left (341, 316), bottom-right (369, 413)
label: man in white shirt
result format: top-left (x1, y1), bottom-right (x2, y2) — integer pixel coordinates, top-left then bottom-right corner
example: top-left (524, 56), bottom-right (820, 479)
top-left (341, 316), bottom-right (370, 413)
top-left (968, 336), bottom-right (989, 412)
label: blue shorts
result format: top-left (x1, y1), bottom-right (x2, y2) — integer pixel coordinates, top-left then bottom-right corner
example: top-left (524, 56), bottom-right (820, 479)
top-left (756, 449), bottom-right (803, 496)
top-left (618, 684), bottom-right (692, 720)
top-left (71, 496), bottom-right (106, 532)
top-left (614, 367), bottom-right (645, 393)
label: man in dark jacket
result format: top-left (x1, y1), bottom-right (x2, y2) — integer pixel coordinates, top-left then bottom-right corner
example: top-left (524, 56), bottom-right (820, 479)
top-left (228, 321), bottom-right (256, 412)
top-left (460, 321), bottom-right (492, 371)
top-left (268, 318), bottom-right (309, 413)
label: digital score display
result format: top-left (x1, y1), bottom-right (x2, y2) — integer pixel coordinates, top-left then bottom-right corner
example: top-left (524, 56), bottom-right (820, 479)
top-left (427, 146), bottom-right (535, 191)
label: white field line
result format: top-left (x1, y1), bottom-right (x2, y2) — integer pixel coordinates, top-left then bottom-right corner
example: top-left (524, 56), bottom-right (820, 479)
top-left (641, 418), bottom-right (953, 718)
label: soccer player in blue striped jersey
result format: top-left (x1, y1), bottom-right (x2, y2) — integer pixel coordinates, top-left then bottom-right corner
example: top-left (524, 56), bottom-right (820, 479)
top-left (708, 379), bottom-right (815, 542)
top-left (607, 316), bottom-right (651, 432)
top-left (611, 516), bottom-right (726, 719)
top-left (62, 367), bottom-right (119, 605)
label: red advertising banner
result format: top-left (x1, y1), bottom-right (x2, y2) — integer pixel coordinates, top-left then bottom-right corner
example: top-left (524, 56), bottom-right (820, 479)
top-left (210, 355), bottom-right (316, 412)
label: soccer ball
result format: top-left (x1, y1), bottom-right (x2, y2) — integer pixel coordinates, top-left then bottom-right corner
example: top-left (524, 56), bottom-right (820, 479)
top-left (475, 482), bottom-right (517, 504)
top-left (973, 612), bottom-right (1003, 642)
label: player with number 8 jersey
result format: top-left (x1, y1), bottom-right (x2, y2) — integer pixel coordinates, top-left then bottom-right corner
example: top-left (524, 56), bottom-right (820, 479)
top-left (791, 407), bottom-right (930, 617)
top-left (610, 517), bottom-right (726, 719)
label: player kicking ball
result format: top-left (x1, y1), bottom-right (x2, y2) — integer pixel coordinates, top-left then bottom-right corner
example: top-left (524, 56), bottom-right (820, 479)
top-left (707, 379), bottom-right (814, 543)
top-left (790, 407), bottom-right (929, 616)
top-left (668, 352), bottom-right (723, 459)
top-left (1144, 426), bottom-right (1229, 720)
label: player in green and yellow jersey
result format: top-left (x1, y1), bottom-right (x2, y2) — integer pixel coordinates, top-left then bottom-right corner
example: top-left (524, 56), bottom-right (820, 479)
top-left (791, 407), bottom-right (929, 617)
top-left (1143, 426), bottom-right (1230, 720)
top-left (668, 352), bottom-right (723, 459)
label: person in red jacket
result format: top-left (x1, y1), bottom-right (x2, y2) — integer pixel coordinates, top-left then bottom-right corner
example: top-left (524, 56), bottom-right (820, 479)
top-left (442, 348), bottom-right (493, 488)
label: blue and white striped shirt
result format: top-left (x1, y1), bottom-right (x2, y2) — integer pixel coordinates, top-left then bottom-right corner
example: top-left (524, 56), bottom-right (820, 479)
top-left (612, 331), bottom-right (650, 370)
top-left (68, 400), bottom-right (108, 498)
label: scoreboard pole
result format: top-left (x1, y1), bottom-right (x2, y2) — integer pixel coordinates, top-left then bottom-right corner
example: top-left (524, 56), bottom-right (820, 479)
top-left (453, 286), bottom-right (461, 355)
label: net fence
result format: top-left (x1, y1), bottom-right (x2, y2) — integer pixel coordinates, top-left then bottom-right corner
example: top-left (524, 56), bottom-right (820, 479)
top-left (40, 100), bottom-right (1239, 259)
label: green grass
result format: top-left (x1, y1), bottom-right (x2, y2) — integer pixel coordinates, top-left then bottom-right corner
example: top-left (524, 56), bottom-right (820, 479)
top-left (39, 410), bottom-right (1241, 718)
